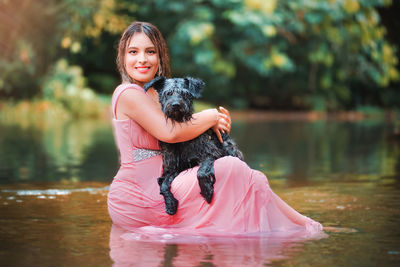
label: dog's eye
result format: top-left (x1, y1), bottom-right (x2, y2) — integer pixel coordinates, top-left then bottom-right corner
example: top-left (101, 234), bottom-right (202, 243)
top-left (166, 91), bottom-right (173, 96)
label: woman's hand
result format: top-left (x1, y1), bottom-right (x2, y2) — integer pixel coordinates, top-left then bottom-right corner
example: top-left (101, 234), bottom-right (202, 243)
top-left (212, 106), bottom-right (232, 143)
top-left (219, 106), bottom-right (231, 133)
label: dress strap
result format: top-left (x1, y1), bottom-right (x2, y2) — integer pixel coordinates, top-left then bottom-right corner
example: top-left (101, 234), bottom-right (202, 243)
top-left (111, 83), bottom-right (145, 119)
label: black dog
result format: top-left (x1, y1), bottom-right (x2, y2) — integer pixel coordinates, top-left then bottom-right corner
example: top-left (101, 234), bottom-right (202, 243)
top-left (144, 76), bottom-right (243, 215)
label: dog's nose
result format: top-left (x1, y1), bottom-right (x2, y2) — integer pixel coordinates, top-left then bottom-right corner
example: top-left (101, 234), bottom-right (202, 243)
top-left (172, 103), bottom-right (181, 109)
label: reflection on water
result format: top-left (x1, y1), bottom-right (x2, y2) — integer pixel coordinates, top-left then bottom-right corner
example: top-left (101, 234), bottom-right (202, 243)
top-left (1, 117), bottom-right (398, 185)
top-left (0, 119), bottom-right (118, 183)
top-left (1, 117), bottom-right (400, 266)
top-left (109, 224), bottom-right (326, 267)
top-left (232, 119), bottom-right (399, 182)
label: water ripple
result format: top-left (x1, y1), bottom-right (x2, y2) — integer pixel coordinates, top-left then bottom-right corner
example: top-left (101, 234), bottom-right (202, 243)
top-left (2, 186), bottom-right (109, 196)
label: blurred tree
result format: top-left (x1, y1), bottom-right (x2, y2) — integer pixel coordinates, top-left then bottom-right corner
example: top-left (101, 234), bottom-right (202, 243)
top-left (0, 0), bottom-right (129, 99)
top-left (152, 0), bottom-right (399, 110)
top-left (377, 0), bottom-right (400, 108)
top-left (1, 0), bottom-right (399, 111)
top-left (0, 0), bottom-right (60, 98)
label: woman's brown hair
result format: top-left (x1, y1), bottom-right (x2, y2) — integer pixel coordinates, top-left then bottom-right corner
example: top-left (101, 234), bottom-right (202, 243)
top-left (117, 21), bottom-right (171, 83)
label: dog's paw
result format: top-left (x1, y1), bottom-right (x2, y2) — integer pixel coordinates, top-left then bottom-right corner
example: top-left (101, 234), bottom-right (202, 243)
top-left (198, 173), bottom-right (215, 203)
top-left (165, 196), bottom-right (179, 215)
top-left (200, 186), bottom-right (214, 203)
top-left (199, 177), bottom-right (214, 203)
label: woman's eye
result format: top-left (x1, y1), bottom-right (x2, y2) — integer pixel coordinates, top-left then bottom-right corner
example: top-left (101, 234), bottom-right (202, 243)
top-left (129, 50), bottom-right (137, 54)
top-left (148, 50), bottom-right (156, 54)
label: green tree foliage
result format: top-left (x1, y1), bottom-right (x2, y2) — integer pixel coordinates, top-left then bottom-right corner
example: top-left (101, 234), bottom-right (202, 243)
top-left (1, 0), bottom-right (399, 110)
top-left (42, 59), bottom-right (104, 118)
top-left (149, 0), bottom-right (399, 110)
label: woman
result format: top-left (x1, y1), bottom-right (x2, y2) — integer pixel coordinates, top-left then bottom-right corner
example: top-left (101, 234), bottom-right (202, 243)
top-left (107, 21), bottom-right (323, 235)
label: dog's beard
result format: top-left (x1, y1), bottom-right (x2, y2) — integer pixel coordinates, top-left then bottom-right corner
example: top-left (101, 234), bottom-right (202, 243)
top-left (165, 108), bottom-right (183, 122)
top-left (164, 112), bottom-right (192, 123)
top-left (163, 104), bottom-right (193, 123)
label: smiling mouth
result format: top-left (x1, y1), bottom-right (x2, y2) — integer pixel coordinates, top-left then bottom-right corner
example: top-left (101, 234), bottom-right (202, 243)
top-left (135, 66), bottom-right (151, 73)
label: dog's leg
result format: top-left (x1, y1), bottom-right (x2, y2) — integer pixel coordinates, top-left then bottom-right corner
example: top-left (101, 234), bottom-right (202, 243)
top-left (159, 172), bottom-right (179, 215)
top-left (197, 157), bottom-right (216, 203)
top-left (159, 147), bottom-right (181, 215)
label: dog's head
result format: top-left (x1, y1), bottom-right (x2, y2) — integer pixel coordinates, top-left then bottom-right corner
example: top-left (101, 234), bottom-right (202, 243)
top-left (144, 76), bottom-right (205, 122)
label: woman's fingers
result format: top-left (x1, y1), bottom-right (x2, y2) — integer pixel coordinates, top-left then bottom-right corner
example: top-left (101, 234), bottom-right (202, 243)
top-left (212, 118), bottom-right (228, 142)
top-left (219, 106), bottom-right (230, 116)
top-left (218, 107), bottom-right (231, 133)
top-left (212, 125), bottom-right (223, 143)
top-left (219, 106), bottom-right (229, 114)
top-left (219, 106), bottom-right (231, 121)
top-left (217, 113), bottom-right (228, 123)
top-left (216, 129), bottom-right (223, 143)
top-left (211, 107), bottom-right (232, 141)
top-left (221, 119), bottom-right (230, 132)
top-left (219, 120), bottom-right (229, 133)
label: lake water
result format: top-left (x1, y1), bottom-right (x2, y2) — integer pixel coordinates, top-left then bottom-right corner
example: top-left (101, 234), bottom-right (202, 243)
top-left (1, 115), bottom-right (399, 266)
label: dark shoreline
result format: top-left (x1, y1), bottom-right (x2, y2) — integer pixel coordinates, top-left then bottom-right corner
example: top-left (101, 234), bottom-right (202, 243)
top-left (231, 110), bottom-right (397, 122)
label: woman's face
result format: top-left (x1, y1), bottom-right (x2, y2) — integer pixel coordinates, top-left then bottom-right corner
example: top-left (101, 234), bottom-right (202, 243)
top-left (125, 32), bottom-right (159, 86)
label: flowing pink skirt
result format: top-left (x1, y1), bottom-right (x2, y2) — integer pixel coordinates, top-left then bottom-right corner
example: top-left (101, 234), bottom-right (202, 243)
top-left (108, 156), bottom-right (322, 236)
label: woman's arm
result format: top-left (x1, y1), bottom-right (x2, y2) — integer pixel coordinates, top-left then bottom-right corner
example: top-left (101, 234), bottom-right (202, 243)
top-left (117, 89), bottom-right (230, 143)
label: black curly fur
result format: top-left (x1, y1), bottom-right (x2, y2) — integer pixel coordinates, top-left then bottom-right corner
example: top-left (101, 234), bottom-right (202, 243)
top-left (144, 76), bottom-right (243, 215)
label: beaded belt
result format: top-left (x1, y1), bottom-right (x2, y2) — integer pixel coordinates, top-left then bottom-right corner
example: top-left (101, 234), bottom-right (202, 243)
top-left (133, 148), bottom-right (162, 162)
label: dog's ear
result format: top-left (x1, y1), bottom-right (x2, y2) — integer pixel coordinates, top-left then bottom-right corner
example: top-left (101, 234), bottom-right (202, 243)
top-left (144, 76), bottom-right (166, 92)
top-left (185, 77), bottom-right (205, 98)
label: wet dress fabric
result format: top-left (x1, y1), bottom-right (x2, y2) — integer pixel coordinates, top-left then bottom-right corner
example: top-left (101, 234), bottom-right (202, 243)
top-left (107, 83), bottom-right (323, 236)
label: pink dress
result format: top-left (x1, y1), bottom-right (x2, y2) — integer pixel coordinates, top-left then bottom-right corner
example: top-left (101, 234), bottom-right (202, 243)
top-left (107, 84), bottom-right (323, 236)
